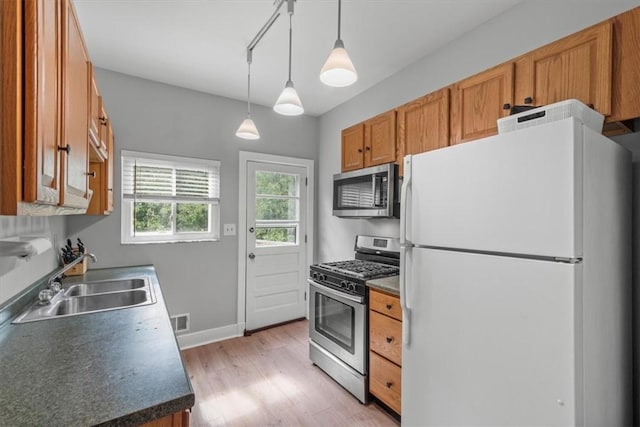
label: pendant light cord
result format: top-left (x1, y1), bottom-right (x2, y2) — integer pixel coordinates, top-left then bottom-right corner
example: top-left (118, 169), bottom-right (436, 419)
top-left (337, 0), bottom-right (342, 41)
top-left (288, 13), bottom-right (293, 83)
top-left (247, 61), bottom-right (252, 115)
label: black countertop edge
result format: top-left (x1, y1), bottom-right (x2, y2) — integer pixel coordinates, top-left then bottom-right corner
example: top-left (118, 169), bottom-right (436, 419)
top-left (95, 395), bottom-right (196, 427)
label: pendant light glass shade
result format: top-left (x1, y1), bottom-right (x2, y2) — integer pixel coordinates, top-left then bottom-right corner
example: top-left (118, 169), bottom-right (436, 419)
top-left (235, 116), bottom-right (260, 140)
top-left (274, 11), bottom-right (304, 116)
top-left (274, 81), bottom-right (304, 116)
top-left (320, 39), bottom-right (358, 87)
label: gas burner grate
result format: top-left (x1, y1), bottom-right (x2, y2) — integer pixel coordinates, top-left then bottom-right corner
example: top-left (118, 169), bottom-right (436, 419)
top-left (318, 259), bottom-right (399, 279)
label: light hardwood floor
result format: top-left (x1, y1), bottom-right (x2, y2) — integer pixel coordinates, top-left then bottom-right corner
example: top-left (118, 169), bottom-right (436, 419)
top-left (182, 320), bottom-right (399, 426)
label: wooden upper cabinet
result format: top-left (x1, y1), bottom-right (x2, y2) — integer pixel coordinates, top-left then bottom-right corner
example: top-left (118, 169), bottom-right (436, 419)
top-left (106, 125), bottom-right (114, 212)
top-left (451, 62), bottom-right (514, 145)
top-left (515, 21), bottom-right (613, 116)
top-left (60, 0), bottom-right (90, 209)
top-left (341, 110), bottom-right (396, 172)
top-left (341, 123), bottom-right (365, 172)
top-left (364, 110), bottom-right (396, 167)
top-left (397, 88), bottom-right (450, 175)
top-left (89, 64), bottom-right (109, 160)
top-left (88, 66), bottom-right (101, 149)
top-left (87, 123), bottom-right (114, 215)
top-left (609, 7), bottom-right (640, 122)
top-left (23, 0), bottom-right (61, 206)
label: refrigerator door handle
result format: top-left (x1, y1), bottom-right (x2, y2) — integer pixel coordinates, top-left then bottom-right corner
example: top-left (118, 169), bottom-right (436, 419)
top-left (400, 245), bottom-right (411, 347)
top-left (400, 156), bottom-right (411, 246)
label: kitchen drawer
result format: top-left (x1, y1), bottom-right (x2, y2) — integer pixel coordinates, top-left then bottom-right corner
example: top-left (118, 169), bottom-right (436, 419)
top-left (369, 289), bottom-right (402, 321)
top-left (369, 351), bottom-right (402, 414)
top-left (369, 310), bottom-right (402, 366)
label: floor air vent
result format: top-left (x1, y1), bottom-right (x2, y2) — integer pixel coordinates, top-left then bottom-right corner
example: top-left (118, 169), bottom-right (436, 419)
top-left (170, 313), bottom-right (190, 333)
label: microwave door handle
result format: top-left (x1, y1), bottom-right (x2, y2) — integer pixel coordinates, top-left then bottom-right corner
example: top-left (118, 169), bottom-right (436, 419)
top-left (372, 174), bottom-right (380, 207)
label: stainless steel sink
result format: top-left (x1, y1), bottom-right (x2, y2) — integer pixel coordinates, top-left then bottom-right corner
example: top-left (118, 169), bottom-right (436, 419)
top-left (64, 278), bottom-right (146, 297)
top-left (13, 277), bottom-right (156, 323)
top-left (54, 290), bottom-right (150, 315)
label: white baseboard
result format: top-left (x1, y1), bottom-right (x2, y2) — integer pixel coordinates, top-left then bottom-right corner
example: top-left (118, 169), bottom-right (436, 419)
top-left (177, 323), bottom-right (244, 350)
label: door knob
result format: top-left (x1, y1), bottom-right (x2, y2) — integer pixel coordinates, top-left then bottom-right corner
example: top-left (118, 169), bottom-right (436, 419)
top-left (248, 253), bottom-right (256, 260)
top-left (249, 227), bottom-right (255, 233)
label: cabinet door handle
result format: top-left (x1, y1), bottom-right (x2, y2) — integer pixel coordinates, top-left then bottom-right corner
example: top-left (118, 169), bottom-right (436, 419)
top-left (524, 96), bottom-right (533, 104)
top-left (385, 381), bottom-right (393, 388)
top-left (99, 116), bottom-right (108, 125)
top-left (365, 146), bottom-right (371, 151)
top-left (502, 103), bottom-right (511, 110)
top-left (86, 171), bottom-right (96, 178)
top-left (386, 336), bottom-right (394, 343)
top-left (357, 148), bottom-right (363, 153)
top-left (386, 303), bottom-right (393, 310)
top-left (57, 145), bottom-right (71, 154)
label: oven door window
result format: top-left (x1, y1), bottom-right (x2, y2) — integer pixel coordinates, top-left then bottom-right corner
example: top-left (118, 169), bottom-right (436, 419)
top-left (314, 292), bottom-right (355, 354)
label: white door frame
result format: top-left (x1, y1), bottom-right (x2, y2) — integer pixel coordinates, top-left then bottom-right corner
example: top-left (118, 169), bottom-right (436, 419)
top-left (237, 151), bottom-right (314, 333)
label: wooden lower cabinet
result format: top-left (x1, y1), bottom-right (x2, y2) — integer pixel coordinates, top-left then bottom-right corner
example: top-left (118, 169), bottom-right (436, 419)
top-left (369, 351), bottom-right (402, 415)
top-left (369, 288), bottom-right (402, 415)
top-left (140, 410), bottom-right (190, 427)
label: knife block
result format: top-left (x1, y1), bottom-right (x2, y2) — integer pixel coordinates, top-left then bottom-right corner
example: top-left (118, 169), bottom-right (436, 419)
top-left (64, 251), bottom-right (88, 276)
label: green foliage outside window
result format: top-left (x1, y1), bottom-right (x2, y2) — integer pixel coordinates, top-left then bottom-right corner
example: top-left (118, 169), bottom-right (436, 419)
top-left (134, 202), bottom-right (208, 234)
top-left (255, 171), bottom-right (298, 244)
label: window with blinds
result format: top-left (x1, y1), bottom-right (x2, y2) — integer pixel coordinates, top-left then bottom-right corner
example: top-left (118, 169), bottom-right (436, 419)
top-left (121, 150), bottom-right (221, 244)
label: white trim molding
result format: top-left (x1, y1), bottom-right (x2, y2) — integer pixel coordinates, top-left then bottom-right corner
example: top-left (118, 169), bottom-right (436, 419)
top-left (237, 151), bottom-right (315, 333)
top-left (176, 323), bottom-right (244, 350)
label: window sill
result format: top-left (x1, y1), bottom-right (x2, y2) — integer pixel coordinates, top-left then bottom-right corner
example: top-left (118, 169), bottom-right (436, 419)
top-left (120, 239), bottom-right (220, 245)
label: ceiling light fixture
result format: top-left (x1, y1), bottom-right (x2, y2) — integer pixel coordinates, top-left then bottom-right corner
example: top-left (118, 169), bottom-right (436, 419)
top-left (320, 0), bottom-right (358, 87)
top-left (235, 51), bottom-right (260, 140)
top-left (273, 2), bottom-right (304, 116)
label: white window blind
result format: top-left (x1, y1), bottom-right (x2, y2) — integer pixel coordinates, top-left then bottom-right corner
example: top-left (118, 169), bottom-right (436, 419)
top-left (122, 151), bottom-right (220, 203)
top-left (121, 150), bottom-right (221, 244)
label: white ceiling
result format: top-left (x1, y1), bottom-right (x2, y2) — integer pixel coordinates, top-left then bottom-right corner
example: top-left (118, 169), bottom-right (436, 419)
top-left (74, 0), bottom-right (521, 117)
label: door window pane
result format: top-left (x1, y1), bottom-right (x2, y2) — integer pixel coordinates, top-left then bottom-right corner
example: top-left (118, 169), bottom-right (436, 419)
top-left (256, 171), bottom-right (298, 196)
top-left (256, 198), bottom-right (298, 221)
top-left (255, 226), bottom-right (297, 246)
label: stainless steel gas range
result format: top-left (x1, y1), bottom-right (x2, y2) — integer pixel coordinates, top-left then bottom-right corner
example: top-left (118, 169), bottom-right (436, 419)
top-left (308, 235), bottom-right (400, 403)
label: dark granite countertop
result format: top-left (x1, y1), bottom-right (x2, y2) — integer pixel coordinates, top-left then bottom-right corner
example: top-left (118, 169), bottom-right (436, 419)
top-left (0, 265), bottom-right (194, 426)
top-left (366, 275), bottom-right (400, 296)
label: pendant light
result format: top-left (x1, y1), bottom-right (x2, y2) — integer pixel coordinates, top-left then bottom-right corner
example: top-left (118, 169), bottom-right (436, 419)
top-left (320, 0), bottom-right (358, 87)
top-left (273, 8), bottom-right (304, 116)
top-left (236, 52), bottom-right (260, 140)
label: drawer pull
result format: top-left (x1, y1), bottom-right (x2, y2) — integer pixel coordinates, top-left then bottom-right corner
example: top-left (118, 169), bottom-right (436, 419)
top-left (386, 336), bottom-right (394, 343)
top-left (386, 303), bottom-right (392, 310)
top-left (385, 381), bottom-right (393, 388)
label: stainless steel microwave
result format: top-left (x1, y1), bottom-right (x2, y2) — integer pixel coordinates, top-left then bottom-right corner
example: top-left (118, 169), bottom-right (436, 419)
top-left (332, 163), bottom-right (399, 218)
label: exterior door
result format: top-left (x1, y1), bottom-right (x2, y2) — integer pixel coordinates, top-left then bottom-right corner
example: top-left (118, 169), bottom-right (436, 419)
top-left (245, 161), bottom-right (308, 331)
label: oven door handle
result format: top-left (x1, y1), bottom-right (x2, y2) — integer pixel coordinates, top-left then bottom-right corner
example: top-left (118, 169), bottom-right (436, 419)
top-left (307, 279), bottom-right (365, 304)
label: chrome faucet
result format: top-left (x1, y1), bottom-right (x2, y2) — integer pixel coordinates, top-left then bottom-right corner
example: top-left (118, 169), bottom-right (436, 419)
top-left (39, 253), bottom-right (98, 304)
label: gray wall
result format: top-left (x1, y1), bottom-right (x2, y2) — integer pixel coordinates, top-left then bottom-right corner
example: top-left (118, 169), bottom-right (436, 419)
top-left (0, 216), bottom-right (65, 305)
top-left (66, 68), bottom-right (318, 334)
top-left (317, 0), bottom-right (640, 262)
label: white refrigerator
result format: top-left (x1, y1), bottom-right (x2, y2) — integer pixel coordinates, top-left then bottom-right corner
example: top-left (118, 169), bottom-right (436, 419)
top-left (399, 117), bottom-right (632, 426)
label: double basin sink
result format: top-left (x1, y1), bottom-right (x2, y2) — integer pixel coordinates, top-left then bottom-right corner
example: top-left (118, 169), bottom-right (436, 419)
top-left (13, 277), bottom-right (156, 323)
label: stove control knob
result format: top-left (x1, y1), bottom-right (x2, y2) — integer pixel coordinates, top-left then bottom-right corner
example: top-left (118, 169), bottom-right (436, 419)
top-left (340, 280), bottom-right (347, 288)
top-left (312, 272), bottom-right (318, 280)
top-left (348, 283), bottom-right (356, 291)
top-left (319, 274), bottom-right (326, 281)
